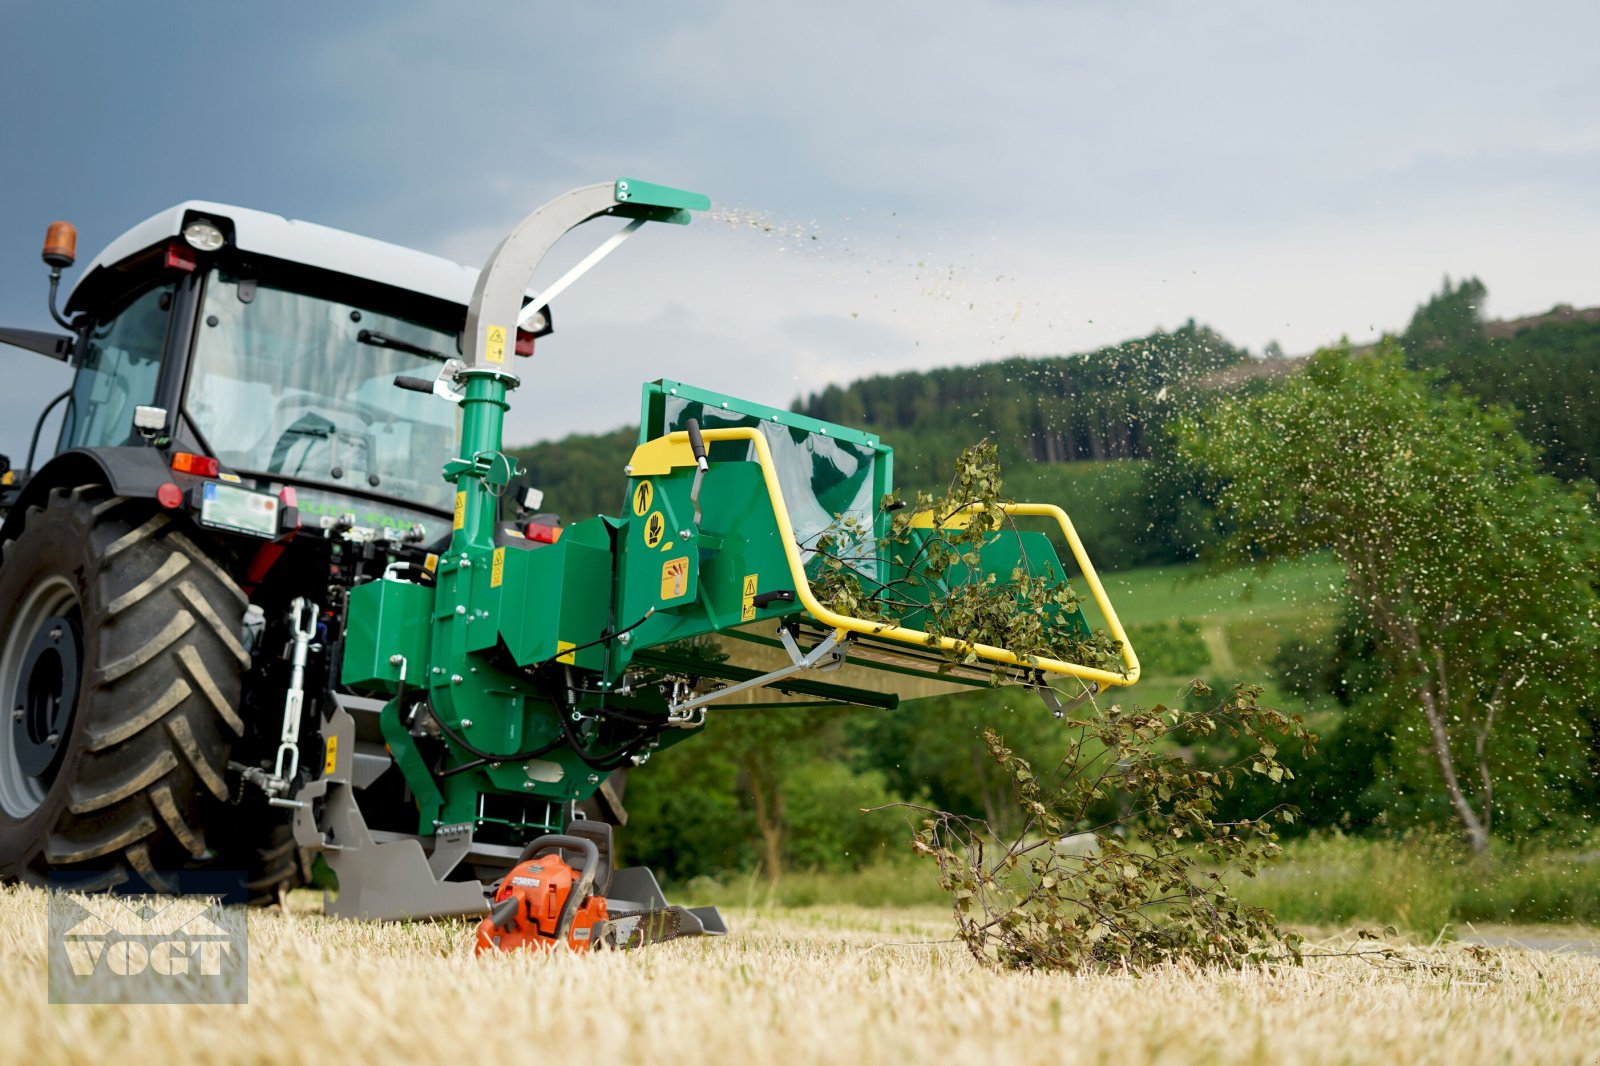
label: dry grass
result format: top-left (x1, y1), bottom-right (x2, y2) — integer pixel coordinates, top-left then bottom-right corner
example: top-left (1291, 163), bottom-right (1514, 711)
top-left (5, 885), bottom-right (1600, 1065)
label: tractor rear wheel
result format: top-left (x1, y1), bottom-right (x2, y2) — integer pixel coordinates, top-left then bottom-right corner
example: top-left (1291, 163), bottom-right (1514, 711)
top-left (0, 486), bottom-right (249, 890)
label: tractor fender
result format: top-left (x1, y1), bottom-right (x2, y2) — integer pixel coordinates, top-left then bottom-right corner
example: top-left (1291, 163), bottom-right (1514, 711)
top-left (0, 446), bottom-right (176, 544)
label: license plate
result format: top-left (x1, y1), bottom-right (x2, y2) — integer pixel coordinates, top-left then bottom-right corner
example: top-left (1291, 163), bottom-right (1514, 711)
top-left (200, 481), bottom-right (279, 538)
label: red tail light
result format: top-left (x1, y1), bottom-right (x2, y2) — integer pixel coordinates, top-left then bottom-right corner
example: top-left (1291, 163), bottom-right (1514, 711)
top-left (525, 522), bottom-right (562, 544)
top-left (164, 240), bottom-right (197, 272)
top-left (515, 329), bottom-right (536, 356)
top-left (171, 452), bottom-right (220, 477)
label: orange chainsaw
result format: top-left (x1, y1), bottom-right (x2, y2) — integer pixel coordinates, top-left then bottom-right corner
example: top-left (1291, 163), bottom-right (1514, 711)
top-left (474, 825), bottom-right (727, 955)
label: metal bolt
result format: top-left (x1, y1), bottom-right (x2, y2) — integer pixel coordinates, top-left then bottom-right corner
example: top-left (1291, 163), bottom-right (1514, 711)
top-left (388, 654), bottom-right (403, 665)
top-left (460, 719), bottom-right (473, 728)
top-left (586, 774), bottom-right (599, 785)
top-left (451, 674), bottom-right (463, 685)
top-left (49, 627), bottom-right (61, 642)
top-left (11, 708), bottom-right (21, 722)
top-left (46, 733), bottom-right (59, 747)
top-left (678, 529), bottom-right (691, 539)
top-left (523, 781), bottom-right (535, 790)
top-left (455, 605), bottom-right (466, 615)
top-left (617, 632), bottom-right (631, 646)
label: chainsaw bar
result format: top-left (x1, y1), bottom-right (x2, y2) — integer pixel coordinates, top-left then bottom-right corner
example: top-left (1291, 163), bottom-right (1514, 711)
top-left (595, 905), bottom-right (716, 949)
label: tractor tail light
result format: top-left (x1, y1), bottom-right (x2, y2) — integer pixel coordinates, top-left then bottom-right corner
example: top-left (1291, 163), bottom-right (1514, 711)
top-left (164, 240), bottom-right (197, 272)
top-left (171, 452), bottom-right (220, 477)
top-left (156, 483), bottom-right (183, 509)
top-left (515, 329), bottom-right (536, 356)
top-left (525, 522), bottom-right (562, 544)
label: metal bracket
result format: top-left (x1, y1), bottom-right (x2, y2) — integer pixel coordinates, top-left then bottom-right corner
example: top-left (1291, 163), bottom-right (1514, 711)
top-left (1036, 680), bottom-right (1099, 719)
top-left (442, 449), bottom-right (519, 488)
top-left (430, 358), bottom-right (467, 403)
top-left (517, 219), bottom-right (645, 329)
top-left (666, 630), bottom-right (847, 722)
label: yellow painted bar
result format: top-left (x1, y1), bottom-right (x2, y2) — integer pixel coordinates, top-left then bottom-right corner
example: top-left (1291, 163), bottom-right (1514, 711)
top-left (627, 428), bottom-right (1140, 688)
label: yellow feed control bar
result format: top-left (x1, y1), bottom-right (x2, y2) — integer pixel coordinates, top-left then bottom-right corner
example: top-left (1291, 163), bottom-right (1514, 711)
top-left (628, 428), bottom-right (1141, 689)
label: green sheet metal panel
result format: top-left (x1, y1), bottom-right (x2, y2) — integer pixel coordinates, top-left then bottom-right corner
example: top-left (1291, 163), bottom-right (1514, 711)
top-left (340, 578), bottom-right (433, 690)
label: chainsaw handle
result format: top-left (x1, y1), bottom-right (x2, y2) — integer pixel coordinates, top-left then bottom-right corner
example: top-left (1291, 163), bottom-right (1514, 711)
top-left (517, 834), bottom-right (599, 867)
top-left (517, 834), bottom-right (600, 946)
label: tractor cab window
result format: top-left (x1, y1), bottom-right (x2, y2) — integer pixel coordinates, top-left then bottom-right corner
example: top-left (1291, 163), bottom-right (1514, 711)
top-left (186, 272), bottom-right (460, 514)
top-left (60, 282), bottom-right (175, 450)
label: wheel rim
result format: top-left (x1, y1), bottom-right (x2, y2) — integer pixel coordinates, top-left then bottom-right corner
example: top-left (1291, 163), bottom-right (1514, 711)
top-left (0, 576), bottom-right (83, 819)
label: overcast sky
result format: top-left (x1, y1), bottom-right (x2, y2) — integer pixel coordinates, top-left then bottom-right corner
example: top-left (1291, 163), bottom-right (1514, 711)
top-left (1, 1), bottom-right (1595, 463)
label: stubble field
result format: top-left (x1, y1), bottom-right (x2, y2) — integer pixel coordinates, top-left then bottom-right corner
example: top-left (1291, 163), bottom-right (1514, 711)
top-left (4, 885), bottom-right (1599, 1065)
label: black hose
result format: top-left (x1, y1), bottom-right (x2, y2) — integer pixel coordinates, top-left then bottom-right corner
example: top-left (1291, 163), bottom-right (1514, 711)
top-left (25, 389), bottom-right (72, 476)
top-left (528, 608), bottom-right (654, 668)
top-left (556, 700), bottom-right (664, 772)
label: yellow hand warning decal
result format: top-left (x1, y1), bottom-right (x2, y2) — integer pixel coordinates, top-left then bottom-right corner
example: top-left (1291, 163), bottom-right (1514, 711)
top-left (643, 511), bottom-right (665, 548)
top-left (632, 480), bottom-right (654, 516)
top-left (324, 734), bottom-right (339, 776)
top-left (661, 557), bottom-right (689, 600)
top-left (741, 573), bottom-right (758, 622)
top-left (453, 491), bottom-right (466, 530)
top-left (556, 640), bottom-right (576, 665)
top-left (491, 547), bottom-right (505, 588)
top-left (485, 324), bottom-right (507, 364)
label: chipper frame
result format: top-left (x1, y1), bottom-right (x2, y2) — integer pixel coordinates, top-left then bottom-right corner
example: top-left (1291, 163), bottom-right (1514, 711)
top-left (288, 179), bottom-right (1141, 935)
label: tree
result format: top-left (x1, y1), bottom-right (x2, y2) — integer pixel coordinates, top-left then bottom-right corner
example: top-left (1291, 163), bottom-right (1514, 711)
top-left (1404, 275), bottom-right (1487, 355)
top-left (1174, 344), bottom-right (1600, 851)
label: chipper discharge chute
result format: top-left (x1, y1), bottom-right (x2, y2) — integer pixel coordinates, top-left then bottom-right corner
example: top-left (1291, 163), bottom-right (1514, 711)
top-left (0, 176), bottom-right (1135, 948)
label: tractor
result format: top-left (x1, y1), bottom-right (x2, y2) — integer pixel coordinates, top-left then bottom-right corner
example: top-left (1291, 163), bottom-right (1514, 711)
top-left (0, 180), bottom-right (1139, 947)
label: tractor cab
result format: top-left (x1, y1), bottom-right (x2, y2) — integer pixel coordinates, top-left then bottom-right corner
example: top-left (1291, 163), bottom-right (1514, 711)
top-left (4, 202), bottom-right (544, 543)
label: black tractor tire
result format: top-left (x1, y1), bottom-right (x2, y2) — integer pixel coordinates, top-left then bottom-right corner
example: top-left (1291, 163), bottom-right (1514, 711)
top-left (216, 796), bottom-right (311, 905)
top-left (0, 486), bottom-right (250, 891)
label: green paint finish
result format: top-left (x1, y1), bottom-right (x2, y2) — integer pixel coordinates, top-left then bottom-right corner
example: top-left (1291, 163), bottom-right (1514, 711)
top-left (340, 579), bottom-right (433, 690)
top-left (639, 379), bottom-right (886, 451)
top-left (379, 700), bottom-right (443, 829)
top-left (496, 521), bottom-right (614, 672)
top-left (610, 461), bottom-right (800, 678)
top-left (614, 178), bottom-right (711, 213)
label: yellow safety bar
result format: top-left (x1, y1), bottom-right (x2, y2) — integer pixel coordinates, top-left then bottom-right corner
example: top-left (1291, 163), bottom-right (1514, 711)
top-left (627, 427), bottom-right (1140, 688)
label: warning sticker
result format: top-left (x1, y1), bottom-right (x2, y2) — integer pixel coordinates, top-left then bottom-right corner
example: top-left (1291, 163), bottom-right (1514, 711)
top-left (491, 546), bottom-right (505, 588)
top-left (324, 734), bottom-right (339, 776)
top-left (556, 640), bottom-right (576, 665)
top-left (632, 480), bottom-right (654, 516)
top-left (453, 491), bottom-right (466, 530)
top-left (485, 324), bottom-right (507, 364)
top-left (741, 573), bottom-right (758, 622)
top-left (661, 557), bottom-right (689, 600)
top-left (643, 511), bottom-right (665, 548)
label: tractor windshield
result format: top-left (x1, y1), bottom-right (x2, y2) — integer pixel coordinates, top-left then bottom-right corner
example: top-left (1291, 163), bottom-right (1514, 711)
top-left (186, 271), bottom-right (460, 514)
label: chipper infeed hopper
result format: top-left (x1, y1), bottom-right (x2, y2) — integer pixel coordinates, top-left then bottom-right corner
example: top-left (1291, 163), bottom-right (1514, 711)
top-left (290, 179), bottom-right (1140, 927)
